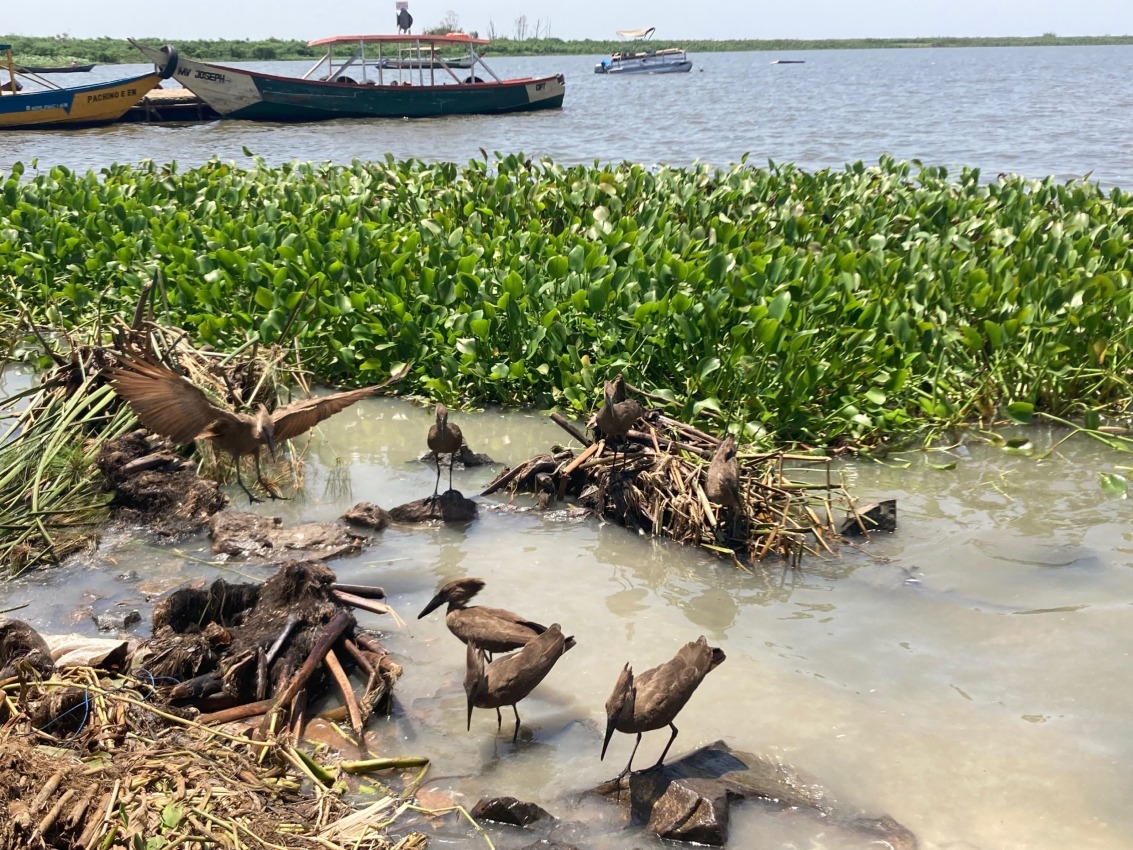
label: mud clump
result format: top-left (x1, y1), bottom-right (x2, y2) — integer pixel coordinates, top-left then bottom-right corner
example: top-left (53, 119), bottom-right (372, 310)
top-left (96, 430), bottom-right (227, 535)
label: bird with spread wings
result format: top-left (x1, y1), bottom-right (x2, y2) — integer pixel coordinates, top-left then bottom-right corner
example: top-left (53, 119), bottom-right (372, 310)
top-left (107, 356), bottom-right (411, 502)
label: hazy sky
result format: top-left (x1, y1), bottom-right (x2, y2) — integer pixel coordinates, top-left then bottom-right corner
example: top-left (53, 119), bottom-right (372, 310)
top-left (10, 0), bottom-right (1133, 42)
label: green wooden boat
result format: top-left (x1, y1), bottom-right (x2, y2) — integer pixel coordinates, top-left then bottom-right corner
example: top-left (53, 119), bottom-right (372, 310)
top-left (131, 34), bottom-right (564, 122)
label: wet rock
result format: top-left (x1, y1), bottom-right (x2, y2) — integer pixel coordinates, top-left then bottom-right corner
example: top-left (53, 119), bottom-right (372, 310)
top-left (472, 796), bottom-right (555, 827)
top-left (841, 499), bottom-right (897, 536)
top-left (97, 430), bottom-right (227, 536)
top-left (419, 441), bottom-right (496, 469)
top-left (594, 741), bottom-right (915, 847)
top-left (209, 512), bottom-right (366, 561)
top-left (638, 777), bottom-right (732, 845)
top-left (343, 502), bottom-right (391, 531)
top-left (91, 609), bottom-right (142, 633)
top-left (0, 618), bottom-right (54, 679)
top-left (388, 490), bottom-right (478, 523)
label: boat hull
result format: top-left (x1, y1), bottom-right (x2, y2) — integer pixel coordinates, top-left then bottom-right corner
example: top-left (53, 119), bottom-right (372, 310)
top-left (595, 60), bottom-right (692, 74)
top-left (0, 71), bottom-right (168, 129)
top-left (135, 43), bottom-right (565, 121)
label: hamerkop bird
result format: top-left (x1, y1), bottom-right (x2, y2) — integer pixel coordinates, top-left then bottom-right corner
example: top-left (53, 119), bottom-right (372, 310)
top-left (601, 635), bottom-right (726, 778)
top-left (107, 356), bottom-right (410, 502)
top-left (417, 577), bottom-right (546, 655)
top-left (465, 624), bottom-right (576, 742)
top-left (705, 435), bottom-right (741, 509)
top-left (592, 375), bottom-right (644, 471)
top-left (427, 403), bottom-right (463, 497)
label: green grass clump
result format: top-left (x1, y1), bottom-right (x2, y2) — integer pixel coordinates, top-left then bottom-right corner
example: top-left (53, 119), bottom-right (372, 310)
top-left (1, 153), bottom-right (1131, 450)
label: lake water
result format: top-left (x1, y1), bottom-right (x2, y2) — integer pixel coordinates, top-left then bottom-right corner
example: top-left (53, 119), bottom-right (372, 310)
top-left (3, 43), bottom-right (1133, 850)
top-left (4, 45), bottom-right (1133, 186)
top-left (2, 365), bottom-right (1132, 850)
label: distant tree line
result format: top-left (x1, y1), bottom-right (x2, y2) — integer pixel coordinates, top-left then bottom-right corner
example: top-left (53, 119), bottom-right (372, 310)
top-left (1, 32), bottom-right (1131, 65)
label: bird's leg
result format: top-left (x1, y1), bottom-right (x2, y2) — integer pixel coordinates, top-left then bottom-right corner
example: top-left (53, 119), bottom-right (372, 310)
top-left (432, 452), bottom-right (442, 499)
top-left (616, 732), bottom-right (644, 781)
top-left (511, 704), bottom-right (521, 744)
top-left (448, 451), bottom-right (456, 494)
top-left (654, 722), bottom-right (679, 769)
top-left (255, 451), bottom-right (288, 501)
top-left (233, 456), bottom-right (262, 504)
top-left (495, 707), bottom-right (503, 732)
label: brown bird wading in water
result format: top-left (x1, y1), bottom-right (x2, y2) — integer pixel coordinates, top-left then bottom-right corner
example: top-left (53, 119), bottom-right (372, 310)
top-left (465, 623), bottom-right (575, 742)
top-left (107, 356), bottom-right (410, 503)
top-left (592, 375), bottom-right (644, 471)
top-left (427, 403), bottom-right (463, 498)
top-left (417, 577), bottom-right (546, 656)
top-left (601, 635), bottom-right (726, 779)
top-left (705, 435), bottom-right (741, 509)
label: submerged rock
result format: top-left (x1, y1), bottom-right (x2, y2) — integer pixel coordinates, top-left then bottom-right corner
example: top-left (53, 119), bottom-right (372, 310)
top-left (209, 512), bottom-right (366, 561)
top-left (342, 502), bottom-right (392, 531)
top-left (471, 796), bottom-right (555, 827)
top-left (594, 741), bottom-right (915, 848)
top-left (388, 490), bottom-right (478, 523)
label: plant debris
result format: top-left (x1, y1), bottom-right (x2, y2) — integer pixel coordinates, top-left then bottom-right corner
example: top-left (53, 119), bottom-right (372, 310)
top-left (484, 406), bottom-right (872, 565)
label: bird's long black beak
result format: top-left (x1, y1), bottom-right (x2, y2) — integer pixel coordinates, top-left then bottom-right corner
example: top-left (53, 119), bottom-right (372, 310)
top-left (417, 592), bottom-right (445, 620)
top-left (266, 433), bottom-right (277, 461)
top-left (601, 716), bottom-right (617, 761)
top-left (466, 689), bottom-right (476, 732)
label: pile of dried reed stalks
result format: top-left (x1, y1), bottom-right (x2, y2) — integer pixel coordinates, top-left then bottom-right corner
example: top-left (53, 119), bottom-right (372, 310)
top-left (484, 408), bottom-right (855, 566)
top-left (0, 664), bottom-right (431, 850)
top-left (0, 297), bottom-right (307, 575)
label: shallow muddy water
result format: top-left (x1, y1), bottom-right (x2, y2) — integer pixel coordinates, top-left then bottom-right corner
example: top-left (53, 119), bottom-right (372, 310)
top-left (2, 373), bottom-right (1131, 850)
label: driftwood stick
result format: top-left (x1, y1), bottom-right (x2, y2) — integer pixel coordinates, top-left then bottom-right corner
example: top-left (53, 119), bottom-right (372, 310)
top-left (255, 647), bottom-right (268, 702)
top-left (259, 609), bottom-right (351, 737)
top-left (480, 457), bottom-right (557, 496)
top-left (654, 414), bottom-right (723, 446)
top-left (627, 429), bottom-right (713, 458)
top-left (332, 590), bottom-right (392, 618)
top-left (549, 411), bottom-right (592, 446)
top-left (289, 689), bottom-right (308, 740)
top-left (198, 699), bottom-right (274, 726)
top-left (354, 633), bottom-right (387, 656)
top-left (265, 614), bottom-right (300, 669)
top-left (480, 463), bottom-right (527, 497)
top-left (325, 648), bottom-right (363, 736)
top-left (37, 788), bottom-right (75, 837)
top-left (342, 638), bottom-right (375, 676)
top-left (559, 441), bottom-right (600, 476)
top-left (330, 583), bottom-right (386, 600)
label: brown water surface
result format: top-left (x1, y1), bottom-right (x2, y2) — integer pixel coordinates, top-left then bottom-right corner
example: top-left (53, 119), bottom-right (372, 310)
top-left (1, 379), bottom-right (1130, 849)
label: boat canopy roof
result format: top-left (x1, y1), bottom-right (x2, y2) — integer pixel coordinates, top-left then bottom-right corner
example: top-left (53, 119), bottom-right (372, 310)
top-left (308, 33), bottom-right (490, 48)
top-left (615, 28), bottom-right (656, 39)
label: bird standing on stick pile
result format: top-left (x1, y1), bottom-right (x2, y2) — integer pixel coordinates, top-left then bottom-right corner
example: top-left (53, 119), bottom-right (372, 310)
top-left (705, 435), bottom-right (741, 509)
top-left (601, 635), bottom-right (726, 779)
top-left (417, 577), bottom-right (547, 655)
top-left (592, 375), bottom-right (644, 471)
top-left (107, 356), bottom-right (411, 503)
top-left (427, 403), bottom-right (463, 497)
top-left (465, 623), bottom-right (575, 742)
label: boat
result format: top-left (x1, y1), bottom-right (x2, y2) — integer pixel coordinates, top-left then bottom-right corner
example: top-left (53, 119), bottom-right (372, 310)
top-left (0, 44), bottom-right (176, 130)
top-left (130, 34), bottom-right (565, 122)
top-left (376, 43), bottom-right (477, 70)
top-left (15, 62), bottom-right (96, 74)
top-left (595, 28), bottom-right (692, 75)
top-left (771, 60), bottom-right (806, 65)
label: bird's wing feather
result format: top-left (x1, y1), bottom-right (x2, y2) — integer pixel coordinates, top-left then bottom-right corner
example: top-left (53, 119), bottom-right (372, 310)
top-left (271, 364), bottom-right (412, 442)
top-left (449, 609), bottom-right (544, 649)
top-left (108, 359), bottom-right (235, 445)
